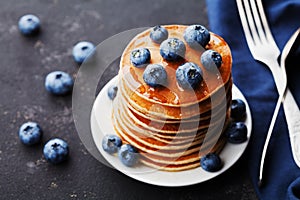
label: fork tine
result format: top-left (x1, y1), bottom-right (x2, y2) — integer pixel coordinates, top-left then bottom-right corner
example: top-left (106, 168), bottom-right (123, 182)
top-left (241, 0), bottom-right (261, 46)
top-left (256, 0), bottom-right (273, 39)
top-left (237, 0), bottom-right (263, 52)
top-left (237, 0), bottom-right (280, 59)
top-left (236, 0), bottom-right (256, 49)
top-left (249, 0), bottom-right (267, 42)
top-left (255, 0), bottom-right (277, 46)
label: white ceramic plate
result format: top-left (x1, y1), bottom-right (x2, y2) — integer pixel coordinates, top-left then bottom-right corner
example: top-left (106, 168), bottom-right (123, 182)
top-left (90, 76), bottom-right (252, 187)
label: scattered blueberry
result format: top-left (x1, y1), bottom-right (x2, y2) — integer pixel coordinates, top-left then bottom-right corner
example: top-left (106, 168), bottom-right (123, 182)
top-left (200, 153), bottom-right (222, 172)
top-left (107, 85), bottom-right (118, 100)
top-left (130, 48), bottom-right (151, 68)
top-left (201, 50), bottom-right (223, 71)
top-left (118, 144), bottom-right (139, 167)
top-left (18, 14), bottom-right (40, 36)
top-left (43, 138), bottom-right (69, 164)
top-left (45, 71), bottom-right (74, 95)
top-left (184, 25), bottom-right (210, 50)
top-left (176, 62), bottom-right (203, 89)
top-left (102, 135), bottom-right (122, 154)
top-left (150, 25), bottom-right (168, 44)
top-left (72, 41), bottom-right (95, 64)
top-left (18, 122), bottom-right (43, 146)
top-left (143, 64), bottom-right (167, 87)
top-left (226, 122), bottom-right (248, 144)
top-left (160, 38), bottom-right (186, 61)
top-left (231, 99), bottom-right (247, 121)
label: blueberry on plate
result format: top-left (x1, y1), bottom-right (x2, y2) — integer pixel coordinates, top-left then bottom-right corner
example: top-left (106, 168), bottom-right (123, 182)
top-left (150, 25), bottom-right (168, 44)
top-left (184, 25), bottom-right (210, 50)
top-left (18, 122), bottom-right (43, 146)
top-left (102, 135), bottom-right (122, 154)
top-left (130, 48), bottom-right (151, 68)
top-left (118, 144), bottom-right (139, 167)
top-left (176, 62), bottom-right (203, 89)
top-left (143, 64), bottom-right (167, 87)
top-left (200, 153), bottom-right (222, 172)
top-left (201, 50), bottom-right (223, 71)
top-left (160, 38), bottom-right (186, 61)
top-left (226, 122), bottom-right (248, 144)
top-left (43, 138), bottom-right (69, 164)
top-left (72, 41), bottom-right (96, 64)
top-left (18, 14), bottom-right (40, 36)
top-left (45, 71), bottom-right (74, 95)
top-left (107, 85), bottom-right (118, 100)
top-left (231, 99), bottom-right (246, 121)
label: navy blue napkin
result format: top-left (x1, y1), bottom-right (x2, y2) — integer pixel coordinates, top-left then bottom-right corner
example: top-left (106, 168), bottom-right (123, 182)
top-left (205, 0), bottom-right (300, 199)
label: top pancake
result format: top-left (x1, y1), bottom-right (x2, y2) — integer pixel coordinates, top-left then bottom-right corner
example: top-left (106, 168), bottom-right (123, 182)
top-left (119, 25), bottom-right (232, 107)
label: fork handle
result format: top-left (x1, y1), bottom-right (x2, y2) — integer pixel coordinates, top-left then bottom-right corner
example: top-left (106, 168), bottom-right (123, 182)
top-left (271, 61), bottom-right (300, 167)
top-left (283, 89), bottom-right (300, 166)
top-left (269, 61), bottom-right (300, 167)
top-left (258, 60), bottom-right (287, 185)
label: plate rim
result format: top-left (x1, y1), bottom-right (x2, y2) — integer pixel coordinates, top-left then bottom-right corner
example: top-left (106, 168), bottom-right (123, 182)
top-left (90, 76), bottom-right (252, 187)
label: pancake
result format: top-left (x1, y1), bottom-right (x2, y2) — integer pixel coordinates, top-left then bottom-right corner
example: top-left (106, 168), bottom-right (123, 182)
top-left (119, 79), bottom-right (232, 124)
top-left (120, 76), bottom-right (232, 120)
top-left (117, 99), bottom-right (231, 135)
top-left (110, 24), bottom-right (233, 171)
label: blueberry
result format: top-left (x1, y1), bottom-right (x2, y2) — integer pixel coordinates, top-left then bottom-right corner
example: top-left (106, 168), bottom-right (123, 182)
top-left (176, 62), bottom-right (203, 89)
top-left (118, 144), bottom-right (139, 167)
top-left (201, 50), bottom-right (223, 71)
top-left (72, 41), bottom-right (95, 64)
top-left (102, 135), bottom-right (122, 154)
top-left (200, 153), bottom-right (222, 172)
top-left (18, 14), bottom-right (40, 36)
top-left (18, 122), bottom-right (43, 146)
top-left (226, 122), bottom-right (248, 144)
top-left (130, 48), bottom-right (151, 68)
top-left (45, 71), bottom-right (74, 95)
top-left (150, 25), bottom-right (168, 44)
top-left (160, 38), bottom-right (186, 61)
top-left (143, 64), bottom-right (167, 87)
top-left (231, 99), bottom-right (246, 121)
top-left (107, 85), bottom-right (118, 100)
top-left (184, 24), bottom-right (210, 50)
top-left (43, 138), bottom-right (69, 164)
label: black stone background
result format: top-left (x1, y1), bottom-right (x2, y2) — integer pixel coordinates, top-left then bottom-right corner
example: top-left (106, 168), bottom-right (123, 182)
top-left (0, 0), bottom-right (258, 199)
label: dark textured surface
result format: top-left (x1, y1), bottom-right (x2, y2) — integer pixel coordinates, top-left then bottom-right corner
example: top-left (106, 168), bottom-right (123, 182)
top-left (0, 0), bottom-right (258, 199)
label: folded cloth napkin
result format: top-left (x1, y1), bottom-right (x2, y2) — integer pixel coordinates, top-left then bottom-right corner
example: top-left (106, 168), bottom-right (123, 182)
top-left (205, 0), bottom-right (300, 199)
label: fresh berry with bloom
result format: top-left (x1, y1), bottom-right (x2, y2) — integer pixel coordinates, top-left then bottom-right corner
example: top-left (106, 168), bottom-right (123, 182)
top-left (201, 50), bottom-right (222, 71)
top-left (130, 48), bottom-right (151, 68)
top-left (231, 99), bottom-right (246, 121)
top-left (143, 64), bottom-right (168, 87)
top-left (150, 25), bottom-right (168, 44)
top-left (18, 14), bottom-right (40, 36)
top-left (43, 138), bottom-right (69, 164)
top-left (72, 41), bottom-right (96, 64)
top-left (102, 135), bottom-right (122, 154)
top-left (160, 38), bottom-right (186, 61)
top-left (226, 122), bottom-right (248, 144)
top-left (45, 71), bottom-right (73, 95)
top-left (118, 144), bottom-right (139, 167)
top-left (18, 122), bottom-right (43, 146)
top-left (176, 62), bottom-right (203, 89)
top-left (200, 153), bottom-right (222, 172)
top-left (184, 24), bottom-right (210, 50)
top-left (107, 85), bottom-right (118, 100)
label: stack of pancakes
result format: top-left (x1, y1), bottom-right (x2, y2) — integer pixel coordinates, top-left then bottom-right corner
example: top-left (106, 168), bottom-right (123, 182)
top-left (112, 25), bottom-right (232, 171)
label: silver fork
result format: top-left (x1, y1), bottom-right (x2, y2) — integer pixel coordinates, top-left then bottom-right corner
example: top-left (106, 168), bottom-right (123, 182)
top-left (236, 0), bottom-right (300, 185)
